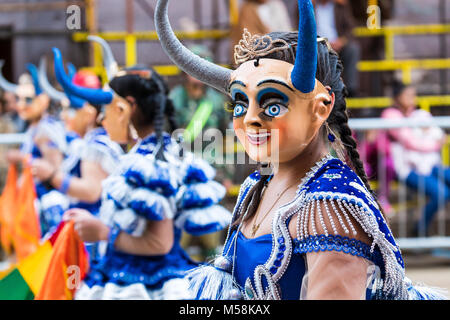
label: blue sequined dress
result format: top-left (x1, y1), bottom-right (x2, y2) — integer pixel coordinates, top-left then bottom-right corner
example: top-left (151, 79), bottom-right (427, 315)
top-left (75, 132), bottom-right (232, 300)
top-left (188, 155), bottom-right (447, 300)
top-left (60, 127), bottom-right (124, 262)
top-left (61, 127), bottom-right (124, 215)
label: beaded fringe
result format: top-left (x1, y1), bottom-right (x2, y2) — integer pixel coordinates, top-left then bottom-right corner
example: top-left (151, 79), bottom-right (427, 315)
top-left (295, 196), bottom-right (409, 299)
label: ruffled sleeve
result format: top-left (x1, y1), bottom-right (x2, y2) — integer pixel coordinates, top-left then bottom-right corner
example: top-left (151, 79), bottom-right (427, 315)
top-left (34, 116), bottom-right (67, 153)
top-left (80, 128), bottom-right (124, 175)
top-left (39, 189), bottom-right (70, 237)
top-left (173, 156), bottom-right (232, 236)
top-left (98, 153), bottom-right (178, 236)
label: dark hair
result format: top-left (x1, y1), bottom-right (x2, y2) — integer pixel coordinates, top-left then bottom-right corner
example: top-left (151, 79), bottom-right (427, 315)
top-left (391, 79), bottom-right (407, 99)
top-left (232, 32), bottom-right (384, 228)
top-left (109, 66), bottom-right (177, 134)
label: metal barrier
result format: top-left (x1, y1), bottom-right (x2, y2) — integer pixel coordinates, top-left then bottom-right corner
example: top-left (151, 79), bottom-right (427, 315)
top-left (353, 116), bottom-right (450, 251)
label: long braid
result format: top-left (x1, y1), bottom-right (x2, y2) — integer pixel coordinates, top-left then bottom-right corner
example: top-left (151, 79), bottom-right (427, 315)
top-left (153, 81), bottom-right (166, 160)
top-left (164, 98), bottom-right (178, 132)
top-left (109, 67), bottom-right (174, 161)
top-left (318, 42), bottom-right (387, 218)
top-left (318, 44), bottom-right (372, 193)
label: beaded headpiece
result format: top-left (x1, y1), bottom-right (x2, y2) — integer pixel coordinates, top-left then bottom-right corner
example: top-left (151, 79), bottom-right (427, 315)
top-left (233, 29), bottom-right (293, 65)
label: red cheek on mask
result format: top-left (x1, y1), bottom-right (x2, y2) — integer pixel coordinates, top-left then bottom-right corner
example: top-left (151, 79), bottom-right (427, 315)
top-left (271, 122), bottom-right (287, 142)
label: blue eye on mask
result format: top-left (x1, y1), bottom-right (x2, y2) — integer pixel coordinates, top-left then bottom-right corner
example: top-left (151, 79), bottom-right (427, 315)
top-left (233, 103), bottom-right (247, 118)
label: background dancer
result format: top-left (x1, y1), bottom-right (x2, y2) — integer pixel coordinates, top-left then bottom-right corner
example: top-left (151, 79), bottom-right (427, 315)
top-left (61, 65), bottom-right (230, 300)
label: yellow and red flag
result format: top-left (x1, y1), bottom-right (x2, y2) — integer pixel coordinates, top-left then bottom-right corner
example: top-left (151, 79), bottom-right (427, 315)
top-left (0, 221), bottom-right (89, 300)
top-left (13, 163), bottom-right (41, 261)
top-left (35, 220), bottom-right (89, 300)
top-left (0, 164), bottom-right (19, 255)
top-left (0, 238), bottom-right (53, 300)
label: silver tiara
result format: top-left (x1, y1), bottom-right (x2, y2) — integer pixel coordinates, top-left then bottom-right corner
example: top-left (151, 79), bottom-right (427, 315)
top-left (234, 29), bottom-right (332, 65)
top-left (234, 29), bottom-right (292, 65)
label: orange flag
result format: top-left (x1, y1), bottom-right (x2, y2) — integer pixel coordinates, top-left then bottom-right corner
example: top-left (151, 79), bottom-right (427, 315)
top-left (0, 164), bottom-right (19, 255)
top-left (13, 164), bottom-right (41, 262)
top-left (35, 221), bottom-right (89, 300)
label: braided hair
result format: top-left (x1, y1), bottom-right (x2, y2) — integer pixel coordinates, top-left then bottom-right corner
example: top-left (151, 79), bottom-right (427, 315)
top-left (109, 66), bottom-right (178, 159)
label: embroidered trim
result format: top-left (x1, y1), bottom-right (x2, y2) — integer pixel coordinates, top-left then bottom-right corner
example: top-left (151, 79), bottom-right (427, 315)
top-left (237, 154), bottom-right (333, 300)
top-left (229, 154), bottom-right (409, 300)
top-left (293, 234), bottom-right (384, 267)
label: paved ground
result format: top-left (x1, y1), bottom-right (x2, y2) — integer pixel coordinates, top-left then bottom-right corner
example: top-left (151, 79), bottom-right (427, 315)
top-left (403, 252), bottom-right (450, 294)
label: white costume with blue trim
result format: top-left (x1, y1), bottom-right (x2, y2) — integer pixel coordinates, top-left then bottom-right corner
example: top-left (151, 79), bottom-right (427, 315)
top-left (20, 115), bottom-right (69, 239)
top-left (75, 132), bottom-right (231, 300)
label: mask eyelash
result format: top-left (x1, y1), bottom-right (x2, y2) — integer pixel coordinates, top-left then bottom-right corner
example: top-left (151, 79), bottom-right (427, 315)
top-left (259, 98), bottom-right (289, 118)
top-left (229, 101), bottom-right (248, 118)
top-left (224, 101), bottom-right (235, 113)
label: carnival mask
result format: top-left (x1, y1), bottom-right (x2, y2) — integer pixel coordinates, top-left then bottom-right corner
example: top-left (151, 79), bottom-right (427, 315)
top-left (101, 94), bottom-right (132, 144)
top-left (17, 90), bottom-right (50, 121)
top-left (155, 0), bottom-right (333, 164)
top-left (0, 62), bottom-right (50, 121)
top-left (230, 59), bottom-right (332, 163)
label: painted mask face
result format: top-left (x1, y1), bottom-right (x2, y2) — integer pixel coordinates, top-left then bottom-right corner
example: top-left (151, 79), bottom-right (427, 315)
top-left (230, 59), bottom-right (329, 164)
top-left (101, 94), bottom-right (132, 144)
top-left (62, 104), bottom-right (96, 135)
top-left (16, 83), bottom-right (49, 121)
top-left (60, 105), bottom-right (77, 130)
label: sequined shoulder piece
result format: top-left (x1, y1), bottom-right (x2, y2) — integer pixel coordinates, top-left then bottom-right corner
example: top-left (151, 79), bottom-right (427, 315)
top-left (292, 157), bottom-right (408, 299)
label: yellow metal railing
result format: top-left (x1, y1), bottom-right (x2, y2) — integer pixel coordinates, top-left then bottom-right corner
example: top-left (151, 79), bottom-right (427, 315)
top-left (358, 58), bottom-right (450, 85)
top-left (72, 29), bottom-right (230, 76)
top-left (346, 95), bottom-right (450, 112)
top-left (353, 24), bottom-right (450, 60)
top-left (353, 23), bottom-right (450, 84)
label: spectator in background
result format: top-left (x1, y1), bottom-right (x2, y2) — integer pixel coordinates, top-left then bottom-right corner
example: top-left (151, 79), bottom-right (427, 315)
top-left (382, 80), bottom-right (450, 236)
top-left (360, 121), bottom-right (395, 217)
top-left (230, 0), bottom-right (292, 66)
top-left (170, 45), bottom-right (229, 136)
top-left (312, 0), bottom-right (360, 97)
top-left (0, 90), bottom-right (17, 186)
top-left (2, 90), bottom-right (27, 133)
top-left (170, 44), bottom-right (232, 189)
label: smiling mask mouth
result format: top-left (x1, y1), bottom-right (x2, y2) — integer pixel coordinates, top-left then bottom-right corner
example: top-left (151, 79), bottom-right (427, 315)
top-left (246, 131), bottom-right (271, 145)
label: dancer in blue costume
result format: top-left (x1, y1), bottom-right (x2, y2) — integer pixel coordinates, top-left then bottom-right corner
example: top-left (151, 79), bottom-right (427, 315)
top-left (30, 52), bottom-right (124, 260)
top-left (32, 48), bottom-right (124, 218)
top-left (57, 63), bottom-right (231, 300)
top-left (0, 61), bottom-right (68, 238)
top-left (155, 0), bottom-right (447, 300)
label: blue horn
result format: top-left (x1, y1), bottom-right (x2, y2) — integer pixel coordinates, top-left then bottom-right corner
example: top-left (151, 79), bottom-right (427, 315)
top-left (26, 63), bottom-right (43, 96)
top-left (38, 57), bottom-right (67, 102)
top-left (291, 0), bottom-right (317, 94)
top-left (52, 47), bottom-right (113, 105)
top-left (88, 35), bottom-right (119, 81)
top-left (67, 62), bottom-right (77, 80)
top-left (0, 60), bottom-right (18, 93)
